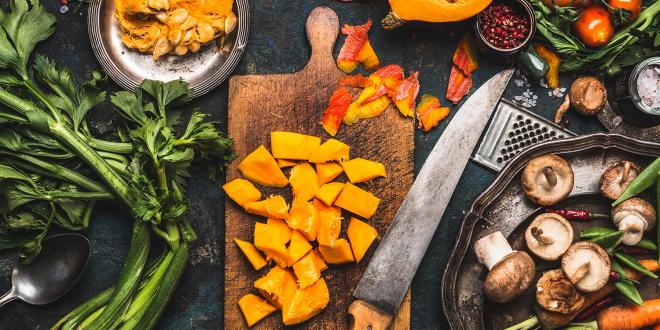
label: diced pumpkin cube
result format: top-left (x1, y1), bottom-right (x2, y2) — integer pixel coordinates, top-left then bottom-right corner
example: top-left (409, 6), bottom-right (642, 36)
top-left (286, 198), bottom-right (318, 241)
top-left (223, 178), bottom-right (262, 207)
top-left (314, 199), bottom-right (342, 246)
top-left (341, 158), bottom-right (387, 183)
top-left (287, 230), bottom-right (312, 266)
top-left (238, 293), bottom-right (277, 327)
top-left (282, 278), bottom-right (330, 325)
top-left (316, 162), bottom-right (343, 185)
top-left (357, 40), bottom-right (380, 70)
top-left (267, 218), bottom-right (292, 244)
top-left (318, 239), bottom-right (355, 264)
top-left (238, 145), bottom-right (288, 187)
top-left (347, 217), bottom-right (378, 263)
top-left (309, 139), bottom-right (350, 163)
top-left (233, 238), bottom-right (267, 270)
top-left (254, 222), bottom-right (288, 267)
top-left (244, 195), bottom-right (289, 219)
top-left (334, 183), bottom-right (380, 219)
top-left (311, 249), bottom-right (328, 272)
top-left (315, 182), bottom-right (345, 206)
top-left (292, 251), bottom-right (325, 288)
top-left (254, 266), bottom-right (298, 309)
top-left (289, 162), bottom-right (320, 201)
top-left (277, 159), bottom-right (297, 168)
top-left (271, 132), bottom-right (321, 160)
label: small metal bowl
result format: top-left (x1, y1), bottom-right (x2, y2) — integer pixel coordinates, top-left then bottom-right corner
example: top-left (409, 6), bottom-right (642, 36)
top-left (473, 0), bottom-right (536, 59)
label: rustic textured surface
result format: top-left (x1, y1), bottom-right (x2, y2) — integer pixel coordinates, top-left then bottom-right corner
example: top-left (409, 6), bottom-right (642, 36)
top-left (224, 7), bottom-right (413, 329)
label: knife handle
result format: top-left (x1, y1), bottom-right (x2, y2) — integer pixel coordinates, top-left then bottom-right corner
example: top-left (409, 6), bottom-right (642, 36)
top-left (348, 300), bottom-right (392, 330)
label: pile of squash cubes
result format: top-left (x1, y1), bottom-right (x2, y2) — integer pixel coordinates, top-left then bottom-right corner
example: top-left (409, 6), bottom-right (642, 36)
top-left (224, 131), bottom-right (385, 327)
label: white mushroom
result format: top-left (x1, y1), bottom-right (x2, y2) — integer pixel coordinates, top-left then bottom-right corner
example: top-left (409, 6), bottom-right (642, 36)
top-left (474, 231), bottom-right (536, 303)
top-left (525, 213), bottom-right (574, 261)
top-left (599, 161), bottom-right (640, 200)
top-left (522, 154), bottom-right (574, 206)
top-left (561, 241), bottom-right (611, 292)
top-left (612, 198), bottom-right (656, 245)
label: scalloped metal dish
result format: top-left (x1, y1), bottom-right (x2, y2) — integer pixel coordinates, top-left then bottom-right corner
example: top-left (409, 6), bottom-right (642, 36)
top-left (441, 133), bottom-right (660, 330)
top-left (88, 0), bottom-right (249, 98)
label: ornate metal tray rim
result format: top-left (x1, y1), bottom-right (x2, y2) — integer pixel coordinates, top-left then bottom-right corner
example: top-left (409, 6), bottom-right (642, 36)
top-left (441, 133), bottom-right (660, 329)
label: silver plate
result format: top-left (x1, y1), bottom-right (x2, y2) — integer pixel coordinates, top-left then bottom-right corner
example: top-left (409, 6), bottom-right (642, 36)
top-left (88, 0), bottom-right (249, 98)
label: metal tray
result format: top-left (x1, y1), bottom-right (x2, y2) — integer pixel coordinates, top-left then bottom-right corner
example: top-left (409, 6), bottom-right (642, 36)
top-left (441, 133), bottom-right (660, 329)
top-left (88, 0), bottom-right (249, 98)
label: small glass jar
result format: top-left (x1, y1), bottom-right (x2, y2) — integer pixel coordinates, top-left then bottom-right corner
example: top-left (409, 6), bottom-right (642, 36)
top-left (606, 57), bottom-right (660, 128)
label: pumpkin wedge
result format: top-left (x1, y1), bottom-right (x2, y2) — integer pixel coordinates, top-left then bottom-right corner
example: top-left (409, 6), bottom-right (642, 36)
top-left (321, 87), bottom-right (353, 137)
top-left (315, 199), bottom-right (342, 246)
top-left (289, 162), bottom-right (320, 201)
top-left (282, 278), bottom-right (330, 325)
top-left (343, 78), bottom-right (392, 125)
top-left (223, 178), bottom-right (262, 207)
top-left (382, 0), bottom-right (493, 29)
top-left (286, 198), bottom-right (319, 241)
top-left (315, 182), bottom-right (345, 206)
top-left (341, 158), bottom-right (387, 183)
top-left (316, 162), bottom-right (343, 185)
top-left (347, 217), bottom-right (379, 263)
top-left (309, 139), bottom-right (350, 163)
top-left (244, 195), bottom-right (289, 219)
top-left (238, 294), bottom-right (278, 327)
top-left (277, 159), bottom-right (297, 168)
top-left (254, 266), bottom-right (298, 309)
top-left (254, 222), bottom-right (288, 267)
top-left (238, 145), bottom-right (288, 187)
top-left (292, 250), bottom-right (328, 289)
top-left (318, 239), bottom-right (355, 264)
top-left (287, 230), bottom-right (313, 266)
top-left (267, 218), bottom-right (292, 244)
top-left (334, 183), bottom-right (380, 219)
top-left (234, 238), bottom-right (268, 270)
top-left (357, 40), bottom-right (380, 70)
top-left (271, 132), bottom-right (321, 160)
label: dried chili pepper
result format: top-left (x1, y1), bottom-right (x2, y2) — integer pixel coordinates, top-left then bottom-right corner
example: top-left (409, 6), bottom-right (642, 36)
top-left (574, 297), bottom-right (615, 321)
top-left (546, 209), bottom-right (609, 220)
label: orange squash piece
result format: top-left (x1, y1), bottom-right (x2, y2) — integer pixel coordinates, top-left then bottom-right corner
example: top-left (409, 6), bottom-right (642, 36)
top-left (267, 218), bottom-right (292, 245)
top-left (289, 162), bottom-right (320, 201)
top-left (365, 65), bottom-right (405, 102)
top-left (384, 0), bottom-right (493, 27)
top-left (244, 195), bottom-right (289, 219)
top-left (316, 162), bottom-right (344, 185)
top-left (309, 139), bottom-right (350, 163)
top-left (334, 183), bottom-right (380, 219)
top-left (321, 87), bottom-right (353, 137)
top-left (339, 74), bottom-right (373, 88)
top-left (337, 20), bottom-right (372, 73)
top-left (341, 158), bottom-right (387, 183)
top-left (287, 230), bottom-right (313, 266)
top-left (238, 145), bottom-right (288, 187)
top-left (446, 65), bottom-right (473, 105)
top-left (357, 40), bottom-right (380, 70)
top-left (238, 293), bottom-right (277, 327)
top-left (254, 266), bottom-right (298, 309)
top-left (286, 198), bottom-right (318, 241)
top-left (446, 34), bottom-right (478, 105)
top-left (394, 71), bottom-right (420, 117)
top-left (282, 278), bottom-right (330, 325)
top-left (347, 217), bottom-right (379, 263)
top-left (416, 94), bottom-right (450, 132)
top-left (315, 182), bottom-right (345, 206)
top-left (318, 239), bottom-right (355, 264)
top-left (277, 159), bottom-right (297, 168)
top-left (254, 222), bottom-right (288, 267)
top-left (343, 86), bottom-right (391, 125)
top-left (223, 178), bottom-right (262, 207)
top-left (454, 33), bottom-right (478, 75)
top-left (315, 199), bottom-right (342, 246)
top-left (270, 132), bottom-right (321, 161)
top-left (233, 238), bottom-right (267, 270)
top-left (534, 43), bottom-right (560, 89)
top-left (292, 250), bottom-right (327, 288)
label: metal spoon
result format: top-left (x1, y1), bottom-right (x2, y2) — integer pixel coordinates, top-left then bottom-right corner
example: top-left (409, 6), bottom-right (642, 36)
top-left (0, 233), bottom-right (91, 308)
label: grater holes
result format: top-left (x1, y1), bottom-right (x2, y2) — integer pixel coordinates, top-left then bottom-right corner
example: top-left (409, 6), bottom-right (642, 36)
top-left (516, 115), bottom-right (523, 120)
top-left (497, 157), bottom-right (503, 163)
top-left (550, 131), bottom-right (556, 136)
top-left (533, 123), bottom-right (539, 128)
top-left (525, 119), bottom-right (532, 124)
top-left (542, 127), bottom-right (548, 132)
top-left (521, 127), bottom-right (527, 133)
top-left (508, 132), bottom-right (514, 137)
top-left (509, 152), bottom-right (515, 158)
top-left (503, 155), bottom-right (509, 161)
top-left (558, 135), bottom-right (564, 138)
top-left (543, 133), bottom-right (550, 139)
top-left (527, 125), bottom-right (533, 130)
top-left (532, 137), bottom-right (537, 143)
top-left (515, 129), bottom-right (521, 135)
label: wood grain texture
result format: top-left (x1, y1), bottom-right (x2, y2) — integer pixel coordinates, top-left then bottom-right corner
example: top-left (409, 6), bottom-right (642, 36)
top-left (224, 7), bottom-right (413, 329)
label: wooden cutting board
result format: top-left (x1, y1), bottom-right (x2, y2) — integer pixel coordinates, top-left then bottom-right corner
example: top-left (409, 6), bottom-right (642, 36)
top-left (224, 6), bottom-right (413, 329)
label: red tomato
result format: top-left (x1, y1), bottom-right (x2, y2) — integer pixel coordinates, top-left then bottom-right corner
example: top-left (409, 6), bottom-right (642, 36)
top-left (542, 0), bottom-right (591, 8)
top-left (608, 0), bottom-right (642, 21)
top-left (573, 4), bottom-right (614, 47)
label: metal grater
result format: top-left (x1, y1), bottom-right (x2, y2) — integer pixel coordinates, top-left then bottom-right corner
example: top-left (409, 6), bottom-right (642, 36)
top-left (473, 99), bottom-right (576, 172)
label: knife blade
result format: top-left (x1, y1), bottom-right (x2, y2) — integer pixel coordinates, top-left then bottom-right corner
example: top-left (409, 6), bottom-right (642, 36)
top-left (348, 69), bottom-right (514, 329)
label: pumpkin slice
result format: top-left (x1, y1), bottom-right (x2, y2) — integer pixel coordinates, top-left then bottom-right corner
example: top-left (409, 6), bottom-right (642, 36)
top-left (289, 162), bottom-right (320, 201)
top-left (318, 239), bottom-right (355, 264)
top-left (223, 178), bottom-right (262, 207)
top-left (341, 158), bottom-right (387, 183)
top-left (271, 132), bottom-right (321, 161)
top-left (315, 182), bottom-right (345, 206)
top-left (238, 293), bottom-right (277, 327)
top-left (315, 199), bottom-right (342, 246)
top-left (394, 71), bottom-right (420, 117)
top-left (364, 64), bottom-right (405, 102)
top-left (238, 145), bottom-right (288, 187)
top-left (282, 278), bottom-right (330, 325)
top-left (254, 222), bottom-right (288, 267)
top-left (233, 238), bottom-right (267, 270)
top-left (446, 64), bottom-right (473, 105)
top-left (454, 33), bottom-right (478, 75)
top-left (446, 35), bottom-right (477, 105)
top-left (316, 162), bottom-right (344, 185)
top-left (357, 40), bottom-right (380, 70)
top-left (339, 74), bottom-right (373, 88)
top-left (277, 159), bottom-right (297, 168)
top-left (347, 217), bottom-right (379, 263)
top-left (343, 89), bottom-right (391, 125)
top-left (287, 230), bottom-right (313, 266)
top-left (286, 198), bottom-right (318, 241)
top-left (292, 250), bottom-right (327, 288)
top-left (416, 94), bottom-right (450, 132)
top-left (337, 20), bottom-right (372, 73)
top-left (309, 139), bottom-right (350, 163)
top-left (267, 218), bottom-right (292, 245)
top-left (254, 266), bottom-right (298, 309)
top-left (321, 86), bottom-right (353, 137)
top-left (334, 183), bottom-right (380, 219)
top-left (244, 195), bottom-right (289, 219)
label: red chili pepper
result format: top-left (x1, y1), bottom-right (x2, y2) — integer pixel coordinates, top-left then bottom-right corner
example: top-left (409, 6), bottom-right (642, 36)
top-left (574, 297), bottom-right (615, 321)
top-left (546, 209), bottom-right (609, 220)
top-left (609, 271), bottom-right (619, 282)
top-left (621, 246), bottom-right (654, 255)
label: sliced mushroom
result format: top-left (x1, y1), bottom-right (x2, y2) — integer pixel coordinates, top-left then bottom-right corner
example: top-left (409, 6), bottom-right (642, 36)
top-left (522, 154), bottom-right (574, 206)
top-left (525, 213), bottom-right (574, 261)
top-left (612, 198), bottom-right (657, 245)
top-left (600, 161), bottom-right (640, 200)
top-left (474, 231), bottom-right (536, 303)
top-left (536, 269), bottom-right (585, 314)
top-left (561, 241), bottom-right (611, 292)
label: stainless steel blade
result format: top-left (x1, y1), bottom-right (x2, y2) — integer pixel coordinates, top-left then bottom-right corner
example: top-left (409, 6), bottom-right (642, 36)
top-left (353, 68), bottom-right (515, 315)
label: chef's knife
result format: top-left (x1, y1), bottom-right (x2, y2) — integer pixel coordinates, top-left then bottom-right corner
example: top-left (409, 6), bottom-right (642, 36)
top-left (348, 68), bottom-right (515, 330)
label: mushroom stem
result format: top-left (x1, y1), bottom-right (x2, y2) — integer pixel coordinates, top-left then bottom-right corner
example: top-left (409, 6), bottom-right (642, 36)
top-left (554, 95), bottom-right (570, 124)
top-left (618, 215), bottom-right (646, 245)
top-left (621, 162), bottom-right (631, 183)
top-left (531, 227), bottom-right (555, 245)
top-left (568, 261), bottom-right (591, 283)
top-left (474, 231), bottom-right (514, 271)
top-left (543, 166), bottom-right (558, 187)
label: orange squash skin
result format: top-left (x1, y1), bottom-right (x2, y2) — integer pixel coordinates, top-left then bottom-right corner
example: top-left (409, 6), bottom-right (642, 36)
top-left (389, 0), bottom-right (494, 23)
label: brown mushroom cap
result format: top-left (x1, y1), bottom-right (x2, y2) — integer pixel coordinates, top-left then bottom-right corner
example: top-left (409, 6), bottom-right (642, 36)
top-left (600, 161), bottom-right (640, 200)
top-left (612, 198), bottom-right (657, 231)
top-left (561, 241), bottom-right (611, 293)
top-left (522, 154), bottom-right (574, 206)
top-left (536, 269), bottom-right (585, 314)
top-left (483, 251), bottom-right (536, 303)
top-left (569, 77), bottom-right (607, 116)
top-left (612, 198), bottom-right (657, 245)
top-left (525, 213), bottom-right (574, 261)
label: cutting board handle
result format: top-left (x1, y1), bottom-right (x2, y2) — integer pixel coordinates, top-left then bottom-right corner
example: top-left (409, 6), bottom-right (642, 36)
top-left (303, 6), bottom-right (340, 73)
top-left (348, 300), bottom-right (393, 330)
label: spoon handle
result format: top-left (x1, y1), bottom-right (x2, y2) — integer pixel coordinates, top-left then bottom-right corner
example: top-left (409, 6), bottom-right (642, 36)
top-left (0, 289), bottom-right (17, 308)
